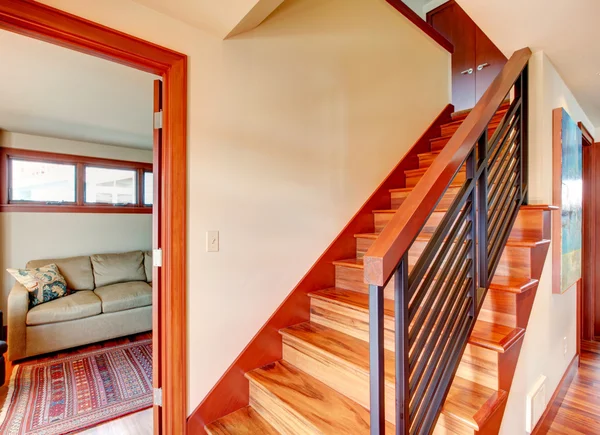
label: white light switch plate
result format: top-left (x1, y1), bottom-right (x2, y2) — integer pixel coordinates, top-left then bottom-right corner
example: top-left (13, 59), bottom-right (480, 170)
top-left (207, 231), bottom-right (219, 252)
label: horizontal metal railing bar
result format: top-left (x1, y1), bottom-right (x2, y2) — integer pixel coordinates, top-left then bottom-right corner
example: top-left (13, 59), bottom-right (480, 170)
top-left (488, 190), bottom-right (520, 261)
top-left (408, 231), bottom-right (472, 343)
top-left (487, 97), bottom-right (522, 154)
top-left (410, 295), bottom-right (473, 432)
top-left (488, 200), bottom-right (522, 282)
top-left (488, 177), bottom-right (519, 244)
top-left (488, 154), bottom-right (519, 216)
top-left (488, 116), bottom-right (519, 169)
top-left (408, 161), bottom-right (483, 294)
top-left (408, 207), bottom-right (472, 318)
top-left (409, 255), bottom-right (471, 369)
top-left (487, 150), bottom-right (519, 210)
top-left (488, 127), bottom-right (519, 182)
top-left (487, 126), bottom-right (520, 189)
top-left (408, 261), bottom-right (471, 392)
top-left (416, 309), bottom-right (474, 434)
top-left (409, 283), bottom-right (472, 416)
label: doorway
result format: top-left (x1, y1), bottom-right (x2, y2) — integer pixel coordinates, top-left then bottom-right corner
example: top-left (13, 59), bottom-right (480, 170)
top-left (0, 2), bottom-right (187, 434)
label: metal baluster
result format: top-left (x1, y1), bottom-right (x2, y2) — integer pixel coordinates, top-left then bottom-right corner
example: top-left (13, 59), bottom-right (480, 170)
top-left (369, 283), bottom-right (386, 434)
top-left (396, 256), bottom-right (410, 434)
top-left (477, 130), bottom-right (489, 294)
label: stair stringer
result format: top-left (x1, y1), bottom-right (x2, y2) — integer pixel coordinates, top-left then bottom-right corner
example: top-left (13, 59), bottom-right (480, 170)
top-left (450, 205), bottom-right (556, 434)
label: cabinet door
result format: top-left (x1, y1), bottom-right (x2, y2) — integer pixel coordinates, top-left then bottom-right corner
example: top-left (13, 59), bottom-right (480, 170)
top-left (475, 27), bottom-right (507, 101)
top-left (428, 2), bottom-right (476, 111)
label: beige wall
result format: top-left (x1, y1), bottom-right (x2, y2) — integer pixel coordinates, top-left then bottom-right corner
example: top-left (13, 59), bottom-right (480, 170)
top-left (35, 0), bottom-right (451, 412)
top-left (0, 131), bottom-right (153, 321)
top-left (499, 51), bottom-right (593, 434)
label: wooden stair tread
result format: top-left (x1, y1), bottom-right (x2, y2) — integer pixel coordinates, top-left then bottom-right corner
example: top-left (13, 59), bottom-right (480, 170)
top-left (442, 376), bottom-right (508, 430)
top-left (246, 360), bottom-right (395, 434)
top-left (280, 322), bottom-right (396, 385)
top-left (332, 258), bottom-right (364, 269)
top-left (205, 406), bottom-right (279, 434)
top-left (469, 320), bottom-right (525, 353)
top-left (488, 276), bottom-right (538, 294)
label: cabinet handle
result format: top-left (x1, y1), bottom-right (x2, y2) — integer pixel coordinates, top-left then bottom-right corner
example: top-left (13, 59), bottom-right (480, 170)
top-left (460, 68), bottom-right (474, 75)
top-left (477, 62), bottom-right (490, 71)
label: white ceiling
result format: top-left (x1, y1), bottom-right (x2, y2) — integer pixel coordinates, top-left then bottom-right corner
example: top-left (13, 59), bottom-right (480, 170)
top-left (457, 0), bottom-right (600, 129)
top-left (131, 0), bottom-right (284, 39)
top-left (0, 29), bottom-right (156, 149)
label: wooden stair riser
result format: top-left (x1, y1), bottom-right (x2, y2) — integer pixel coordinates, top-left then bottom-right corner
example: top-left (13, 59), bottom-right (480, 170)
top-left (441, 118), bottom-right (501, 137)
top-left (452, 105), bottom-right (509, 122)
top-left (374, 209), bottom-right (445, 234)
top-left (309, 297), bottom-right (395, 350)
top-left (248, 383), bottom-right (307, 434)
top-left (456, 336), bottom-right (522, 392)
top-left (495, 245), bottom-right (535, 279)
top-left (281, 337), bottom-right (397, 424)
top-left (334, 264), bottom-right (394, 298)
top-left (431, 123), bottom-right (500, 152)
top-left (479, 284), bottom-right (538, 329)
top-left (390, 185), bottom-right (460, 210)
top-left (405, 166), bottom-right (466, 188)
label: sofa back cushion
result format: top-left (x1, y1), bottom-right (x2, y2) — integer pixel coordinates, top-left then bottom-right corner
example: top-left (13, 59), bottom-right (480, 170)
top-left (26, 256), bottom-right (94, 291)
top-left (91, 251), bottom-right (146, 288)
top-left (144, 251), bottom-right (152, 283)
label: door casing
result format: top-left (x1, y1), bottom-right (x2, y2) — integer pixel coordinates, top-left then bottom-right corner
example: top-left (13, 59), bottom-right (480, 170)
top-left (0, 1), bottom-right (188, 434)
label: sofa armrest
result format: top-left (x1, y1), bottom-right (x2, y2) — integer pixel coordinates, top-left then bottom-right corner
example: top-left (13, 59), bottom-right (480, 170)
top-left (8, 283), bottom-right (29, 360)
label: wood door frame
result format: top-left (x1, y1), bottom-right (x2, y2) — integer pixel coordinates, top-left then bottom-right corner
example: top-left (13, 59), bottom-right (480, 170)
top-left (580, 121), bottom-right (596, 343)
top-left (0, 1), bottom-right (188, 434)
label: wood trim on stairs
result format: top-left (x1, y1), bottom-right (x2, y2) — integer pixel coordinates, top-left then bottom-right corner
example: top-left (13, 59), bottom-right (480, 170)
top-left (0, 2), bottom-right (188, 434)
top-left (531, 354), bottom-right (579, 434)
top-left (385, 0), bottom-right (454, 53)
top-left (186, 104), bottom-right (454, 434)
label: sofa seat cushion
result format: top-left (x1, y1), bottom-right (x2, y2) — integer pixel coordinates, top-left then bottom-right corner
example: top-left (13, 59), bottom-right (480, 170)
top-left (94, 281), bottom-right (152, 314)
top-left (26, 291), bottom-right (101, 326)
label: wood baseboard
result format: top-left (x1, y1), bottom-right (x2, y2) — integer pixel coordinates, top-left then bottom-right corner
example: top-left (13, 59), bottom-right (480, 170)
top-left (531, 354), bottom-right (579, 434)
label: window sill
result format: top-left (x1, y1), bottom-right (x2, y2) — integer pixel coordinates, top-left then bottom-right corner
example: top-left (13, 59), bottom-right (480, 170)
top-left (0, 204), bottom-right (152, 214)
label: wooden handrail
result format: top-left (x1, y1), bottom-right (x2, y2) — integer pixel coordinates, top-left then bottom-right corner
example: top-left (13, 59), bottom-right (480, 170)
top-left (363, 47), bottom-right (532, 286)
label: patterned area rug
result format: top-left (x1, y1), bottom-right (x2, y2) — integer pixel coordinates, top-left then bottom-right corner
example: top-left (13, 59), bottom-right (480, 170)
top-left (0, 339), bottom-right (152, 435)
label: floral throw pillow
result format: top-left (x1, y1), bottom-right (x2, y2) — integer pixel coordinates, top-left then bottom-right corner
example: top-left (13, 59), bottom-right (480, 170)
top-left (7, 264), bottom-right (70, 307)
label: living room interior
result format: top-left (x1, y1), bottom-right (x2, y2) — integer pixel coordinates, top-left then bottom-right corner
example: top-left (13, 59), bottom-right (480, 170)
top-left (0, 27), bottom-right (158, 434)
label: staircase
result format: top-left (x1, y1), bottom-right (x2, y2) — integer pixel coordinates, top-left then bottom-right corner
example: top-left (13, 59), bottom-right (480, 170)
top-left (205, 48), bottom-right (553, 434)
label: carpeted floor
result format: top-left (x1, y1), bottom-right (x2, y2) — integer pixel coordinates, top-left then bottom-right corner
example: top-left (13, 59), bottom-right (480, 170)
top-left (0, 339), bottom-right (152, 435)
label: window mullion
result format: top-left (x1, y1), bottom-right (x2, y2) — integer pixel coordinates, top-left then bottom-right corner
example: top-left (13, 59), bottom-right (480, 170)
top-left (77, 163), bottom-right (85, 205)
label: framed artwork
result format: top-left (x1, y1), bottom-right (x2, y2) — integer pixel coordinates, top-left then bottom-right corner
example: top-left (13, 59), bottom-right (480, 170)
top-left (552, 108), bottom-right (583, 294)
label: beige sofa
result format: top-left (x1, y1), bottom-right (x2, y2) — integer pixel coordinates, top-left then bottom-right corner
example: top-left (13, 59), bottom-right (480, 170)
top-left (8, 250), bottom-right (153, 361)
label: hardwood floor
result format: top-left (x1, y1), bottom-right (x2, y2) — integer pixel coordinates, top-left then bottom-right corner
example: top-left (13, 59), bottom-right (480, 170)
top-left (0, 332), bottom-right (153, 435)
top-left (543, 342), bottom-right (600, 434)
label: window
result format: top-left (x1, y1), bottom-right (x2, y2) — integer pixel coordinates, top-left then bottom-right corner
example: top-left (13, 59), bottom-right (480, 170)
top-left (10, 160), bottom-right (76, 203)
top-left (1, 148), bottom-right (152, 213)
top-left (85, 167), bottom-right (137, 205)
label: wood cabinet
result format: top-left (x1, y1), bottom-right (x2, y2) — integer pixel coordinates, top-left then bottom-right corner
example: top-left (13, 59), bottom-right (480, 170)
top-left (427, 0), bottom-right (507, 111)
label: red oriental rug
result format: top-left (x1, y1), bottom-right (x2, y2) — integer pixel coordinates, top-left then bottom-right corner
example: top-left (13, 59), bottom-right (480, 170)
top-left (0, 340), bottom-right (152, 435)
